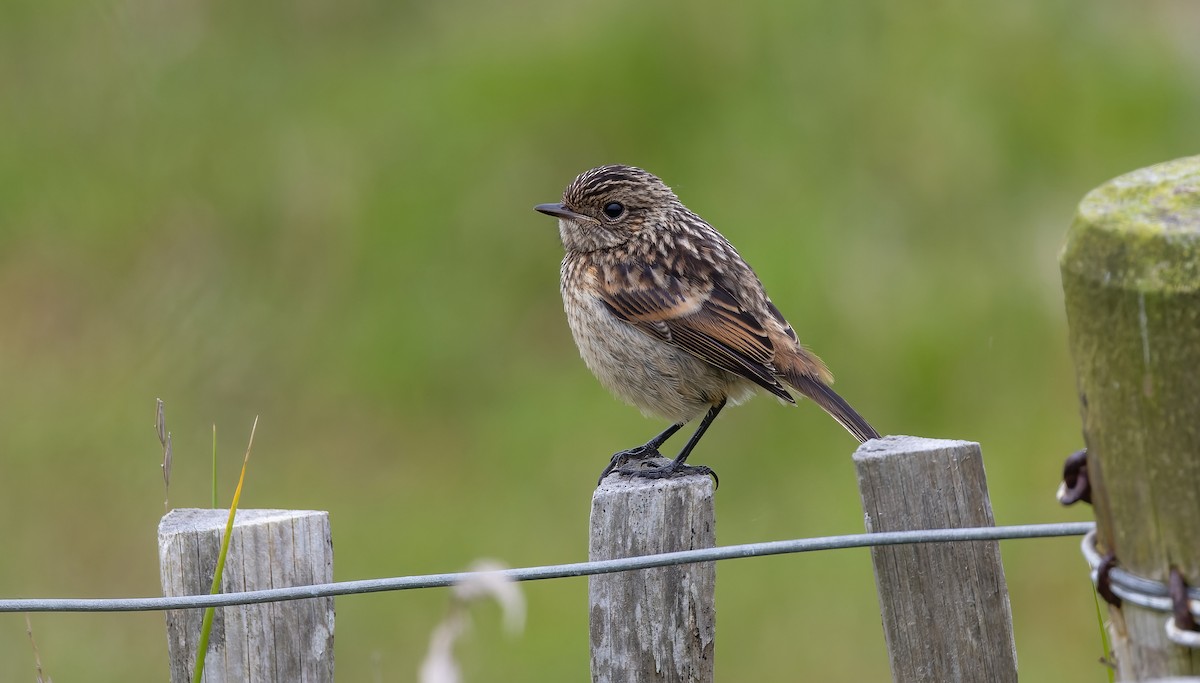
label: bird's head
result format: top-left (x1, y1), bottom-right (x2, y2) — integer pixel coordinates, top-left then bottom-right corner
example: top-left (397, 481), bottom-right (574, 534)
top-left (536, 165), bottom-right (678, 253)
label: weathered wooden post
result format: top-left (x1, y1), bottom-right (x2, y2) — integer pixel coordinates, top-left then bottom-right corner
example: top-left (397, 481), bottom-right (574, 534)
top-left (854, 436), bottom-right (1018, 683)
top-left (589, 466), bottom-right (716, 683)
top-left (1060, 155), bottom-right (1200, 679)
top-left (158, 508), bottom-right (335, 682)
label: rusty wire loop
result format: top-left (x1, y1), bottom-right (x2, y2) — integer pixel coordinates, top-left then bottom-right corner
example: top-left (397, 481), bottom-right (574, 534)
top-left (1057, 448), bottom-right (1091, 506)
top-left (1081, 529), bottom-right (1200, 648)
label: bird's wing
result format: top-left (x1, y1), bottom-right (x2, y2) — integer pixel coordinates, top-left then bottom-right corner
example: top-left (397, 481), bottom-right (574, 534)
top-left (596, 261), bottom-right (795, 403)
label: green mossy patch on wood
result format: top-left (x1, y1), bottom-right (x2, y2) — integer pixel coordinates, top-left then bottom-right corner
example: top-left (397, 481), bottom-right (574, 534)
top-left (1061, 155), bottom-right (1200, 293)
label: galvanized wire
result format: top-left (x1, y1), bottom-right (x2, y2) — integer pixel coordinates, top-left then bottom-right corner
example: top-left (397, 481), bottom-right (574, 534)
top-left (0, 521), bottom-right (1093, 613)
top-left (1079, 528), bottom-right (1200, 648)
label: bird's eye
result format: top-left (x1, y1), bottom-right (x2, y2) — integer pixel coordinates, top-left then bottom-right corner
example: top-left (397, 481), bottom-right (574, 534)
top-left (603, 202), bottom-right (625, 219)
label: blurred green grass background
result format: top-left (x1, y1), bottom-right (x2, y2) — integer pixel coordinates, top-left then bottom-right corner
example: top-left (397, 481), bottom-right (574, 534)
top-left (1, 0), bottom-right (1197, 679)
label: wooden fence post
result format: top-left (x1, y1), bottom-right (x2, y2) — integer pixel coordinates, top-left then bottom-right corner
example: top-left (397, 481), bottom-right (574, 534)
top-left (589, 465), bottom-right (716, 683)
top-left (1060, 155), bottom-right (1200, 679)
top-left (158, 508), bottom-right (335, 682)
top-left (854, 436), bottom-right (1018, 683)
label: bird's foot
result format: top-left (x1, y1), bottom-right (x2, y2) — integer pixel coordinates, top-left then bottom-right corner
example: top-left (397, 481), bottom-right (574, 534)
top-left (598, 450), bottom-right (719, 489)
top-left (596, 445), bottom-right (663, 484)
top-left (615, 459), bottom-right (719, 488)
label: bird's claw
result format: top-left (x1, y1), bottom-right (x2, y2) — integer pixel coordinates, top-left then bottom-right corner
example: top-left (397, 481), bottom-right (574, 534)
top-left (598, 451), bottom-right (719, 489)
top-left (616, 461), bottom-right (719, 489)
top-left (596, 445), bottom-right (663, 485)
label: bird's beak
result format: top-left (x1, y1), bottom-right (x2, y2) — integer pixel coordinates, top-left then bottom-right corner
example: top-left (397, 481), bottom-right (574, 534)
top-left (535, 203), bottom-right (586, 221)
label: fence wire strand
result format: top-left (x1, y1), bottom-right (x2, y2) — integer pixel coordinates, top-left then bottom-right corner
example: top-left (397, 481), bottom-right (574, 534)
top-left (0, 522), bottom-right (1092, 614)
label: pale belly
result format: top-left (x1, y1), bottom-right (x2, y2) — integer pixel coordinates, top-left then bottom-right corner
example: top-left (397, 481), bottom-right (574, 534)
top-left (563, 290), bottom-right (757, 424)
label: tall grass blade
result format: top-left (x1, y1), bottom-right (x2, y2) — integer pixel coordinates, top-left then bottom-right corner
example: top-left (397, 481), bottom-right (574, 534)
top-left (192, 416), bottom-right (258, 683)
top-left (211, 424), bottom-right (217, 509)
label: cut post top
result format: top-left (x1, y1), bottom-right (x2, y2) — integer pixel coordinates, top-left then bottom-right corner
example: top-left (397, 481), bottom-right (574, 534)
top-left (852, 434), bottom-right (976, 463)
top-left (159, 508), bottom-right (329, 535)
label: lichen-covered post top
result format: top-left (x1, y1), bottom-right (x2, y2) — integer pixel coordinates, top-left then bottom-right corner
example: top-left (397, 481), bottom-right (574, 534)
top-left (1061, 154), bottom-right (1200, 291)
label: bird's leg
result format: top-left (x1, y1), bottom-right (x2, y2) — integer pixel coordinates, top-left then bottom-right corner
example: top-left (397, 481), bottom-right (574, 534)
top-left (596, 422), bottom-right (683, 484)
top-left (605, 399), bottom-right (727, 487)
top-left (669, 398), bottom-right (726, 467)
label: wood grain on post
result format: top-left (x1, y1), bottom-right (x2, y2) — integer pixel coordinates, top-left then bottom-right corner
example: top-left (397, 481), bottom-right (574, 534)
top-left (589, 465), bottom-right (715, 683)
top-left (854, 436), bottom-right (1017, 683)
top-left (158, 508), bottom-right (335, 683)
top-left (1060, 155), bottom-right (1200, 679)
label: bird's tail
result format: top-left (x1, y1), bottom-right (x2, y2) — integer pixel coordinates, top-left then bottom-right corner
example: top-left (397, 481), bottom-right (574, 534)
top-left (786, 371), bottom-right (880, 443)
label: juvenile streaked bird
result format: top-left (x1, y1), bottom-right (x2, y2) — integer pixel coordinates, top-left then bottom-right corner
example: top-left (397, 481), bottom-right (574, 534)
top-left (536, 165), bottom-right (879, 485)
